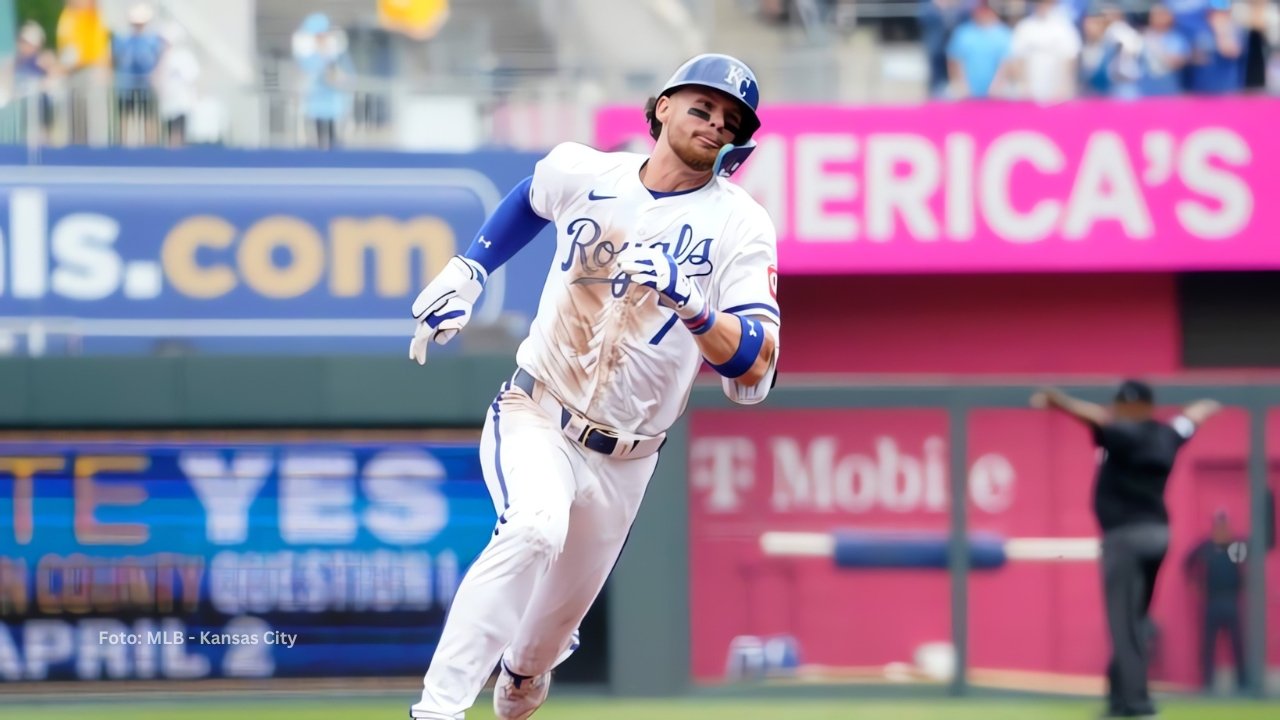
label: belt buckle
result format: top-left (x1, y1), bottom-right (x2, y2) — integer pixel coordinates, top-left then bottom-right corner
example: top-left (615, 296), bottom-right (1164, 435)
top-left (577, 419), bottom-right (616, 443)
top-left (577, 421), bottom-right (620, 455)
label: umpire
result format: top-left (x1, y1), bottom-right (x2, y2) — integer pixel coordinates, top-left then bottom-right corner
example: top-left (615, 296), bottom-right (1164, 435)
top-left (1032, 380), bottom-right (1222, 719)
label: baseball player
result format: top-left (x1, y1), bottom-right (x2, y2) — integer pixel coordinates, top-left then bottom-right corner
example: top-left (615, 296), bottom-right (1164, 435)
top-left (406, 53), bottom-right (780, 720)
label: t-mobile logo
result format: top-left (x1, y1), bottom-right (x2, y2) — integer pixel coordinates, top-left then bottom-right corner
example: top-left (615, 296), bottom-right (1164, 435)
top-left (691, 438), bottom-right (755, 512)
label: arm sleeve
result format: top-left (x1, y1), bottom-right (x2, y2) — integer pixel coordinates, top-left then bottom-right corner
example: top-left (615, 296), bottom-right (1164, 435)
top-left (461, 175), bottom-right (549, 274)
top-left (713, 206), bottom-right (781, 404)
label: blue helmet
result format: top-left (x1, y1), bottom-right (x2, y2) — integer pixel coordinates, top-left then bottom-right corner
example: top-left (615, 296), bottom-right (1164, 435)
top-left (654, 53), bottom-right (761, 146)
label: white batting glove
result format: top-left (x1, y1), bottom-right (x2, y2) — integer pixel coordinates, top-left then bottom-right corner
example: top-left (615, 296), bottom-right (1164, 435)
top-left (613, 245), bottom-right (707, 320)
top-left (409, 256), bottom-right (487, 365)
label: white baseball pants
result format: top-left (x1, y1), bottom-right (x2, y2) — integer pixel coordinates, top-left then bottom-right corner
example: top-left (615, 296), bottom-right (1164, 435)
top-left (410, 381), bottom-right (659, 719)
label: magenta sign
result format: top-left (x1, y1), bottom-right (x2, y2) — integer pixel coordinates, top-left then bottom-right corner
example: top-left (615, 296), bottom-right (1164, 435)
top-left (686, 406), bottom-right (1279, 687)
top-left (595, 99), bottom-right (1276, 274)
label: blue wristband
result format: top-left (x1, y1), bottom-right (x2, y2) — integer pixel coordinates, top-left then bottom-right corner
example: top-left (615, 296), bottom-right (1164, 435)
top-left (709, 315), bottom-right (766, 379)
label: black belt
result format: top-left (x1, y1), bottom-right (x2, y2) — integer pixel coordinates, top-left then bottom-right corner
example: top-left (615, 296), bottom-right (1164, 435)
top-left (511, 368), bottom-right (626, 456)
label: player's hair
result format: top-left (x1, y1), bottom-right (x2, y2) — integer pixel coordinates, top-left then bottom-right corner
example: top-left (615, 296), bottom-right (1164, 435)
top-left (644, 96), bottom-right (662, 141)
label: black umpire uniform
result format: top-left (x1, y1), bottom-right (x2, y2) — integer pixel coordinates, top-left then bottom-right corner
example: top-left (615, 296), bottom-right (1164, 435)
top-left (1037, 380), bottom-right (1218, 719)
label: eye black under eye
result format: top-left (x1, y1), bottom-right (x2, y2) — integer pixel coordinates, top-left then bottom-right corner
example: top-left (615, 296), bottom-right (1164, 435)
top-left (687, 107), bottom-right (711, 121)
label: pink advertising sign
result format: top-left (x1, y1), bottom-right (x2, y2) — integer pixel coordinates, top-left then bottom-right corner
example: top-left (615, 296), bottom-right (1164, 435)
top-left (687, 406), bottom-right (1278, 686)
top-left (595, 99), bottom-right (1278, 274)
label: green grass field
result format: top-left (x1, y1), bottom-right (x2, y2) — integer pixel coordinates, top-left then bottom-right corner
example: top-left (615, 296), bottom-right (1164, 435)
top-left (4, 697), bottom-right (1277, 720)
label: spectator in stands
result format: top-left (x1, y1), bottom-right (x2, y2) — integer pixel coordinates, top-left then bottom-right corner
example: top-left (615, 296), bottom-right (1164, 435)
top-left (154, 23), bottom-right (200, 148)
top-left (112, 3), bottom-right (163, 146)
top-left (1140, 4), bottom-right (1193, 95)
top-left (947, 1), bottom-right (1013, 99)
top-left (1187, 0), bottom-right (1245, 93)
top-left (994, 0), bottom-right (1082, 103)
top-left (12, 22), bottom-right (61, 141)
top-left (293, 13), bottom-right (355, 150)
top-left (1234, 0), bottom-right (1279, 91)
top-left (56, 0), bottom-right (110, 74)
top-left (1081, 9), bottom-right (1111, 93)
top-left (58, 0), bottom-right (112, 145)
top-left (1081, 4), bottom-right (1144, 98)
top-left (921, 0), bottom-right (972, 98)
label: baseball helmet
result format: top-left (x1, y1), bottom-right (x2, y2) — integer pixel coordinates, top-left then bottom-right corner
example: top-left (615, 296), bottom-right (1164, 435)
top-left (652, 53), bottom-right (761, 145)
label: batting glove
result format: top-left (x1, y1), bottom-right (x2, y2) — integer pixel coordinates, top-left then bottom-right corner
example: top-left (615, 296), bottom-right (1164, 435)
top-left (409, 256), bottom-right (487, 365)
top-left (614, 245), bottom-right (707, 320)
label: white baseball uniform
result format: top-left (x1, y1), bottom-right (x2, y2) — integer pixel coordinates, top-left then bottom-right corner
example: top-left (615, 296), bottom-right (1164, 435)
top-left (411, 141), bottom-right (780, 719)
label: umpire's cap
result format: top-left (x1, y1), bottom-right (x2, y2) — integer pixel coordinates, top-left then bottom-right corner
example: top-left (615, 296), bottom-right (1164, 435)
top-left (655, 54), bottom-right (761, 146)
top-left (1114, 380), bottom-right (1155, 404)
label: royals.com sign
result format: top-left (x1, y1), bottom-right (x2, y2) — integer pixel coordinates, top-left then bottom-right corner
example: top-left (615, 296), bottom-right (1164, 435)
top-left (0, 149), bottom-right (554, 355)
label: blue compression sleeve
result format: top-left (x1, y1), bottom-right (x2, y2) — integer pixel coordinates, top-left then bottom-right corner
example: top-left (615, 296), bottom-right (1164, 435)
top-left (709, 315), bottom-right (767, 379)
top-left (463, 176), bottom-right (549, 274)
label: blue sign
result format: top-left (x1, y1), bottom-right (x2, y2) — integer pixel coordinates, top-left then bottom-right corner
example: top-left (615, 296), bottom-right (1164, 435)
top-left (0, 436), bottom-right (493, 680)
top-left (0, 148), bottom-right (556, 355)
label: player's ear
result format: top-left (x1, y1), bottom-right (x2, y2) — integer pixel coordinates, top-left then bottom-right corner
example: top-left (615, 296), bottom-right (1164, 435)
top-left (653, 95), bottom-right (673, 130)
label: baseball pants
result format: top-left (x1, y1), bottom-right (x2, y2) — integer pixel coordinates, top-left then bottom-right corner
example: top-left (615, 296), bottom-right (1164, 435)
top-left (1101, 522), bottom-right (1170, 717)
top-left (410, 381), bottom-right (659, 720)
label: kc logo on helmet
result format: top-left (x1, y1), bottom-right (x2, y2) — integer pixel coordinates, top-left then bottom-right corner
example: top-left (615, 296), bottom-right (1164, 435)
top-left (724, 64), bottom-right (748, 96)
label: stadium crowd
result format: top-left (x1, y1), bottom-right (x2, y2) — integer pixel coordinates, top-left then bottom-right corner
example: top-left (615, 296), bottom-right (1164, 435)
top-left (763, 0), bottom-right (1279, 100)
top-left (928, 0), bottom-right (1278, 101)
top-left (3, 0), bottom-right (1278, 150)
top-left (5, 1), bottom-right (205, 146)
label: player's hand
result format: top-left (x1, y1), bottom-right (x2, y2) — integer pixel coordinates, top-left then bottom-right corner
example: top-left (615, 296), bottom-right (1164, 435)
top-left (1030, 388), bottom-right (1063, 410)
top-left (613, 245), bottom-right (706, 320)
top-left (409, 256), bottom-right (487, 365)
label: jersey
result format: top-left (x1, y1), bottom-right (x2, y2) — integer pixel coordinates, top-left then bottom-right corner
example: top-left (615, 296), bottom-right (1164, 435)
top-left (1090, 416), bottom-right (1194, 532)
top-left (518, 142), bottom-right (780, 437)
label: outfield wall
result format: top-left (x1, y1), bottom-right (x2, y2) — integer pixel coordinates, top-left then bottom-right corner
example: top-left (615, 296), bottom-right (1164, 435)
top-left (1, 361), bottom-right (1276, 697)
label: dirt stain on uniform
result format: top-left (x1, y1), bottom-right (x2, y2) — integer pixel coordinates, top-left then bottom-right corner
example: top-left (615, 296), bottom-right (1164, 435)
top-left (541, 231), bottom-right (664, 418)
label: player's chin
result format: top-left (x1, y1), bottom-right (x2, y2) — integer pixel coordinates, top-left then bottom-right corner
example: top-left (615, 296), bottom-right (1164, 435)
top-left (677, 145), bottom-right (717, 172)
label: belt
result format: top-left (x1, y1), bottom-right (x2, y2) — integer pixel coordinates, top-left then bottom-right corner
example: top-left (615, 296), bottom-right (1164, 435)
top-left (510, 368), bottom-right (665, 459)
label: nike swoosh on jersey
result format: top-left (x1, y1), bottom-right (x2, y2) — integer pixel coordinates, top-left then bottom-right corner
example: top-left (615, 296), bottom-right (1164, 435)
top-left (587, 190), bottom-right (617, 201)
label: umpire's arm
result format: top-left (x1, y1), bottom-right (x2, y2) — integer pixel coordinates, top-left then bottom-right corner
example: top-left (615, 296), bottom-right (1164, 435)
top-left (1030, 387), bottom-right (1110, 427)
top-left (1180, 399), bottom-right (1223, 427)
